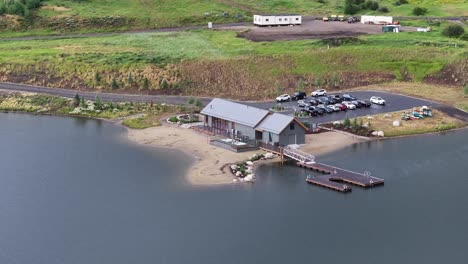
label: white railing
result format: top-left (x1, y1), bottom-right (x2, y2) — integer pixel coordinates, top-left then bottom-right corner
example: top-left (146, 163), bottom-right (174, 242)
top-left (283, 146), bottom-right (315, 164)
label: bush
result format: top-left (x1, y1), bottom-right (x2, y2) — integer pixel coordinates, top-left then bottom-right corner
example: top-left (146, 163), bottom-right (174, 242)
top-left (378, 7), bottom-right (389, 13)
top-left (400, 0), bottom-right (408, 4)
top-left (8, 1), bottom-right (25, 16)
top-left (344, 4), bottom-right (360, 15)
top-left (442, 25), bottom-right (465, 38)
top-left (343, 117), bottom-right (351, 128)
top-left (365, 1), bottom-right (379, 11)
top-left (460, 33), bottom-right (468, 41)
top-left (0, 4), bottom-right (6, 15)
top-left (26, 0), bottom-right (42, 9)
top-left (413, 7), bottom-right (428, 16)
top-left (168, 116), bottom-right (179, 123)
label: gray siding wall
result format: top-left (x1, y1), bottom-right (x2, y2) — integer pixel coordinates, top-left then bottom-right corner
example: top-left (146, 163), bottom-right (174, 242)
top-left (278, 122), bottom-right (306, 145)
top-left (235, 123), bottom-right (255, 139)
top-left (262, 131), bottom-right (280, 144)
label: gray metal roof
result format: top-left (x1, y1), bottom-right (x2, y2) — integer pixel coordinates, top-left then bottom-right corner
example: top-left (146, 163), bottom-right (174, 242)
top-left (201, 98), bottom-right (270, 128)
top-left (256, 113), bottom-right (295, 134)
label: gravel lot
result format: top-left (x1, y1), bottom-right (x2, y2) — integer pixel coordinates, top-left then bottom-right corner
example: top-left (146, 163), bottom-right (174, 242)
top-left (237, 18), bottom-right (418, 41)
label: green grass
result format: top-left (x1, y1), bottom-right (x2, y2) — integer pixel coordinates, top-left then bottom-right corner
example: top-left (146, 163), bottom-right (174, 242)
top-left (122, 115), bottom-right (161, 129)
top-left (0, 26), bottom-right (466, 97)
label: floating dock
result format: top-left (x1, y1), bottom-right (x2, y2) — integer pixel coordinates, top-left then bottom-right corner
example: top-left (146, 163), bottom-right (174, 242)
top-left (300, 162), bottom-right (384, 192)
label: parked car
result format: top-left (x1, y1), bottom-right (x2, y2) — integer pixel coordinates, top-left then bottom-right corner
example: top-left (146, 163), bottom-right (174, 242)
top-left (311, 89), bottom-right (327, 97)
top-left (317, 104), bottom-right (333, 113)
top-left (308, 99), bottom-right (319, 106)
top-left (351, 100), bottom-right (362, 108)
top-left (315, 107), bottom-right (326, 115)
top-left (316, 96), bottom-right (330, 105)
top-left (335, 103), bottom-right (347, 111)
top-left (297, 100), bottom-right (309, 108)
top-left (327, 104), bottom-right (341, 112)
top-left (276, 94), bottom-right (291, 102)
top-left (291, 91), bottom-right (307, 101)
top-left (347, 16), bottom-right (357, 23)
top-left (343, 94), bottom-right (358, 101)
top-left (326, 96), bottom-right (338, 104)
top-left (308, 106), bottom-right (324, 115)
top-left (329, 94), bottom-right (344, 103)
top-left (343, 101), bottom-right (356, 110)
top-left (370, 96), bottom-right (386, 105)
top-left (304, 107), bottom-right (319, 116)
top-left (357, 99), bottom-right (371, 107)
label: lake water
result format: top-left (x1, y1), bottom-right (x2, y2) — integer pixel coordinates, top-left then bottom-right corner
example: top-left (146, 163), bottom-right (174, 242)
top-left (1, 113), bottom-right (467, 264)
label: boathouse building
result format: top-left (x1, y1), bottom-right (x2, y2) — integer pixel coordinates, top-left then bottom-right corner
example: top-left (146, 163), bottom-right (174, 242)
top-left (200, 98), bottom-right (307, 146)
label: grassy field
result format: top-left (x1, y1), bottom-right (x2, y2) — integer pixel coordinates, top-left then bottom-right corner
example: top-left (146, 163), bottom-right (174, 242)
top-left (351, 82), bottom-right (468, 111)
top-left (0, 0), bottom-right (466, 35)
top-left (0, 22), bottom-right (465, 99)
top-left (352, 108), bottom-right (466, 137)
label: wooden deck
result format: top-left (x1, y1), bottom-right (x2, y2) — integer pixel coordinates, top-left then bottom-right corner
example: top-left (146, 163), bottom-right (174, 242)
top-left (299, 162), bottom-right (384, 192)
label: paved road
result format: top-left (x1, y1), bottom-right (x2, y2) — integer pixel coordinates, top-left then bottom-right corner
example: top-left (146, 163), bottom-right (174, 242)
top-left (0, 82), bottom-right (213, 106)
top-left (2, 82), bottom-right (467, 123)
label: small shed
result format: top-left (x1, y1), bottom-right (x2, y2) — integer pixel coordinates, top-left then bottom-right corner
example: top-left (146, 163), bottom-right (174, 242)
top-left (253, 14), bottom-right (302, 26)
top-left (255, 113), bottom-right (308, 145)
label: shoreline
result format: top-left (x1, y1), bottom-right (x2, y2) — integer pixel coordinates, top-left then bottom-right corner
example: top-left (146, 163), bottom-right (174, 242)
top-left (2, 110), bottom-right (466, 185)
top-left (125, 124), bottom-right (369, 185)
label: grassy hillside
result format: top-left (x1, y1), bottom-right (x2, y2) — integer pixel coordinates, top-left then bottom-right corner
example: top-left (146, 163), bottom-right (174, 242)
top-left (0, 0), bottom-right (466, 35)
top-left (0, 22), bottom-right (466, 99)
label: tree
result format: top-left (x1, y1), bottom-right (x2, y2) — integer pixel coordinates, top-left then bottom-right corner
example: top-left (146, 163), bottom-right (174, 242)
top-left (25, 0), bottom-right (41, 9)
top-left (160, 78), bottom-right (169, 89)
top-left (413, 7), bottom-right (428, 16)
top-left (8, 1), bottom-right (25, 16)
top-left (142, 77), bottom-right (149, 90)
top-left (195, 99), bottom-right (203, 108)
top-left (94, 72), bottom-right (101, 82)
top-left (127, 73), bottom-right (133, 84)
top-left (187, 97), bottom-right (195, 105)
top-left (343, 117), bottom-right (351, 128)
top-left (0, 3), bottom-right (6, 15)
top-left (111, 78), bottom-right (118, 89)
top-left (442, 25), bottom-right (465, 38)
top-left (74, 93), bottom-right (80, 107)
top-left (296, 79), bottom-right (305, 92)
top-left (95, 95), bottom-right (102, 110)
top-left (79, 96), bottom-right (86, 108)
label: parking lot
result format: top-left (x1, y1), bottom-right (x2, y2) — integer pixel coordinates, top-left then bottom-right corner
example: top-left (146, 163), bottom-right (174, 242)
top-left (247, 91), bottom-right (439, 125)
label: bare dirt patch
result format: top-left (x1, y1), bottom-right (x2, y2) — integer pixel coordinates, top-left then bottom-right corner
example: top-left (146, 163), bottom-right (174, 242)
top-left (237, 19), bottom-right (417, 42)
top-left (41, 5), bottom-right (71, 12)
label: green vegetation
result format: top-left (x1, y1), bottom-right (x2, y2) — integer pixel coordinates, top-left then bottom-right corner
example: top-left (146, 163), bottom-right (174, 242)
top-left (412, 6), bottom-right (428, 16)
top-left (354, 109), bottom-right (466, 137)
top-left (0, 23), bottom-right (465, 99)
top-left (442, 25), bottom-right (465, 38)
top-left (0, 91), bottom-right (199, 128)
top-left (0, 0), bottom-right (467, 35)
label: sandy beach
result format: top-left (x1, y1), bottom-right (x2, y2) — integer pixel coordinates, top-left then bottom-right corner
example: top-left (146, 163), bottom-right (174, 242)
top-left (126, 125), bottom-right (367, 185)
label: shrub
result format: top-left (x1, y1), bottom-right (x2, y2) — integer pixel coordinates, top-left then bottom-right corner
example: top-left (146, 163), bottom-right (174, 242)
top-left (26, 0), bottom-right (42, 9)
top-left (442, 25), bottom-right (465, 38)
top-left (194, 99), bottom-right (203, 108)
top-left (413, 7), bottom-right (428, 16)
top-left (8, 1), bottom-right (25, 16)
top-left (400, 0), bottom-right (408, 4)
top-left (187, 97), bottom-right (195, 104)
top-left (378, 6), bottom-right (389, 13)
top-left (0, 4), bottom-right (6, 15)
top-left (160, 78), bottom-right (169, 89)
top-left (461, 33), bottom-right (468, 41)
top-left (168, 116), bottom-right (179, 123)
top-left (344, 4), bottom-right (360, 15)
top-left (365, 1), bottom-right (379, 11)
top-left (343, 117), bottom-right (351, 128)
top-left (111, 78), bottom-right (118, 89)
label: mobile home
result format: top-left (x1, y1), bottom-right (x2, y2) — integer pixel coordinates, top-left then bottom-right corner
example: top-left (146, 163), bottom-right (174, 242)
top-left (361, 15), bottom-right (393, 25)
top-left (253, 14), bottom-right (302, 26)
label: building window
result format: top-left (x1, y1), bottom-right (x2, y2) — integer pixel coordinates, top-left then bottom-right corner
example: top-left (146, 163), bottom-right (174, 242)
top-left (266, 19), bottom-right (269, 22)
top-left (279, 18), bottom-right (282, 21)
top-left (269, 132), bottom-right (273, 142)
top-left (290, 123), bottom-right (295, 130)
top-left (296, 18), bottom-right (299, 21)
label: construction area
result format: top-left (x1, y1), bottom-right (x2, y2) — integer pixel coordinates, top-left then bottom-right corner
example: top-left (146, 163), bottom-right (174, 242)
top-left (234, 17), bottom-right (418, 41)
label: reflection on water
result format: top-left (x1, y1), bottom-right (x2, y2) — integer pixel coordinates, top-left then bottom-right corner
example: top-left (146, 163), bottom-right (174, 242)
top-left (1, 113), bottom-right (467, 264)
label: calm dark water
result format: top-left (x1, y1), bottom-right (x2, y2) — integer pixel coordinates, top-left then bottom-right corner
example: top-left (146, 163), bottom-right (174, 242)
top-left (1, 113), bottom-right (467, 264)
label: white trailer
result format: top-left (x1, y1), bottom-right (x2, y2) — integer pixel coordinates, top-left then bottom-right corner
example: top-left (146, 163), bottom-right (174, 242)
top-left (361, 15), bottom-right (393, 25)
top-left (253, 15), bottom-right (302, 26)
